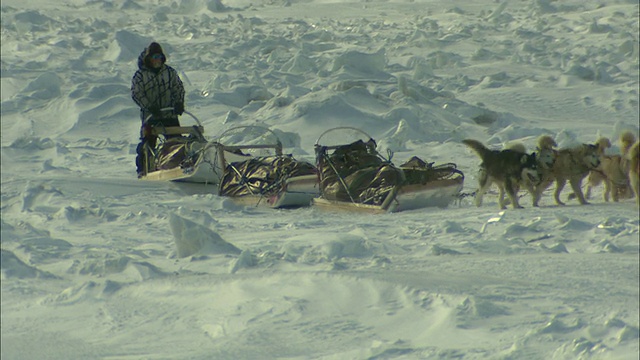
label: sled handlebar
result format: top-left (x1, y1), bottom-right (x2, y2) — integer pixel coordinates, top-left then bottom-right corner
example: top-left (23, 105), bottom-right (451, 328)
top-left (314, 126), bottom-right (373, 146)
top-left (143, 107), bottom-right (202, 127)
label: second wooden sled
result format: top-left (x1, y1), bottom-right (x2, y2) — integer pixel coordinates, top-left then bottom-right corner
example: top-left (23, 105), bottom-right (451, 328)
top-left (212, 125), bottom-right (319, 209)
top-left (313, 127), bottom-right (464, 213)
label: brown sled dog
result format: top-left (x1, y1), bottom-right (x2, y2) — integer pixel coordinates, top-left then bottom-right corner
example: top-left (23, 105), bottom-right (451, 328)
top-left (584, 132), bottom-right (636, 202)
top-left (628, 140), bottom-right (640, 205)
top-left (463, 139), bottom-right (540, 209)
top-left (533, 142), bottom-right (601, 206)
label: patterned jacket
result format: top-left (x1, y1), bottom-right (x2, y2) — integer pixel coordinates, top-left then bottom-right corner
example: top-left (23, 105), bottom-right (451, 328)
top-left (131, 49), bottom-right (185, 123)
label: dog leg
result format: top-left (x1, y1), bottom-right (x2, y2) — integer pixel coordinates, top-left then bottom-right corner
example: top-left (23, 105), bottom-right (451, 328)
top-left (554, 179), bottom-right (567, 205)
top-left (497, 185), bottom-right (507, 210)
top-left (533, 178), bottom-right (552, 207)
top-left (505, 178), bottom-right (523, 209)
top-left (627, 171), bottom-right (637, 203)
top-left (523, 181), bottom-right (537, 207)
top-left (474, 194), bottom-right (482, 207)
top-left (603, 179), bottom-right (611, 202)
top-left (631, 175), bottom-right (640, 205)
top-left (507, 193), bottom-right (522, 209)
top-left (474, 181), bottom-right (490, 208)
top-left (569, 178), bottom-right (589, 205)
top-left (609, 180), bottom-right (619, 202)
top-left (474, 169), bottom-right (490, 207)
top-left (584, 171), bottom-right (602, 200)
top-left (585, 182), bottom-right (593, 200)
top-left (574, 169), bottom-right (609, 201)
top-left (531, 188), bottom-right (539, 207)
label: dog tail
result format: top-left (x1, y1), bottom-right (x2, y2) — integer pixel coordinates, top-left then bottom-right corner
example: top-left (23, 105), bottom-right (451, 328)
top-left (537, 135), bottom-right (557, 150)
top-left (595, 136), bottom-right (612, 153)
top-left (619, 131), bottom-right (637, 155)
top-left (462, 139), bottom-right (491, 159)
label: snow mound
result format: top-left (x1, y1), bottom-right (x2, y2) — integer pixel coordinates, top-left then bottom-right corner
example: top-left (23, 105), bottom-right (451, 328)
top-left (169, 213), bottom-right (241, 258)
top-left (1, 249), bottom-right (57, 279)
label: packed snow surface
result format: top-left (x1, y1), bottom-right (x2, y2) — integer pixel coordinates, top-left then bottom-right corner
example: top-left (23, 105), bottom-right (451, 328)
top-left (1, 0), bottom-right (638, 359)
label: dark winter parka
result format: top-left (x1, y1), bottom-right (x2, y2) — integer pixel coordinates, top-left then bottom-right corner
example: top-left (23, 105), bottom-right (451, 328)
top-left (131, 43), bottom-right (185, 123)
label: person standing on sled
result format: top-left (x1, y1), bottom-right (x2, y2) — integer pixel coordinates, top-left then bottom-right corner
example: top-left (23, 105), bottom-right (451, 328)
top-left (131, 42), bottom-right (185, 177)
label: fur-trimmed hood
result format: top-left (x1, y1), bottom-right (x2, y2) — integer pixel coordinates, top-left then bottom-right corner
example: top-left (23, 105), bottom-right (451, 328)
top-left (137, 42), bottom-right (166, 71)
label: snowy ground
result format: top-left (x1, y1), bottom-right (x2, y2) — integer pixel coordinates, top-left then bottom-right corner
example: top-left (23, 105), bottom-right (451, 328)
top-left (1, 0), bottom-right (639, 359)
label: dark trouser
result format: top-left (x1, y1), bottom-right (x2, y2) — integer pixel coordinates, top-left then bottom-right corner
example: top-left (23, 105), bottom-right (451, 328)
top-left (136, 117), bottom-right (181, 176)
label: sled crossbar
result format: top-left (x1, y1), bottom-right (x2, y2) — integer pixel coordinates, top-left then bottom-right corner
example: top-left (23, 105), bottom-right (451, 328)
top-left (151, 126), bottom-right (204, 137)
top-left (318, 144), bottom-right (358, 151)
top-left (221, 144), bottom-right (283, 155)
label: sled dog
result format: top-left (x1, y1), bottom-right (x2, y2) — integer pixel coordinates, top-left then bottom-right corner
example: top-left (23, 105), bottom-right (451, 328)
top-left (505, 135), bottom-right (557, 206)
top-left (628, 140), bottom-right (640, 205)
top-left (534, 135), bottom-right (558, 181)
top-left (584, 132), bottom-right (636, 202)
top-left (533, 141), bottom-right (601, 206)
top-left (463, 139), bottom-right (540, 209)
top-left (507, 135), bottom-right (558, 206)
top-left (584, 136), bottom-right (613, 200)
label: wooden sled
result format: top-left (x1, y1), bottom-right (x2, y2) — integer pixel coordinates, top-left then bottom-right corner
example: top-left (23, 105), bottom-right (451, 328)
top-left (139, 117), bottom-right (318, 208)
top-left (313, 127), bottom-right (464, 213)
top-left (137, 110), bottom-right (235, 184)
top-left (213, 126), bottom-right (319, 208)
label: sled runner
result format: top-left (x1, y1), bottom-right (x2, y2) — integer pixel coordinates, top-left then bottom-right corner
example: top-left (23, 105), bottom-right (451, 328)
top-left (138, 116), bottom-right (318, 208)
top-left (313, 127), bottom-right (464, 213)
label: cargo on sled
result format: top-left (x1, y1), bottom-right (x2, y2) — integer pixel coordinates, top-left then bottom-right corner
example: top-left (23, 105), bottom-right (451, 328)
top-left (214, 126), bottom-right (319, 208)
top-left (137, 111), bottom-right (318, 208)
top-left (137, 109), bottom-right (233, 184)
top-left (313, 127), bottom-right (464, 213)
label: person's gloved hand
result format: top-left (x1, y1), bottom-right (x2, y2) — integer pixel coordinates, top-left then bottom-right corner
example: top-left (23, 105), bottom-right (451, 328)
top-left (142, 123), bottom-right (153, 138)
top-left (174, 102), bottom-right (184, 115)
top-left (148, 105), bottom-right (161, 119)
